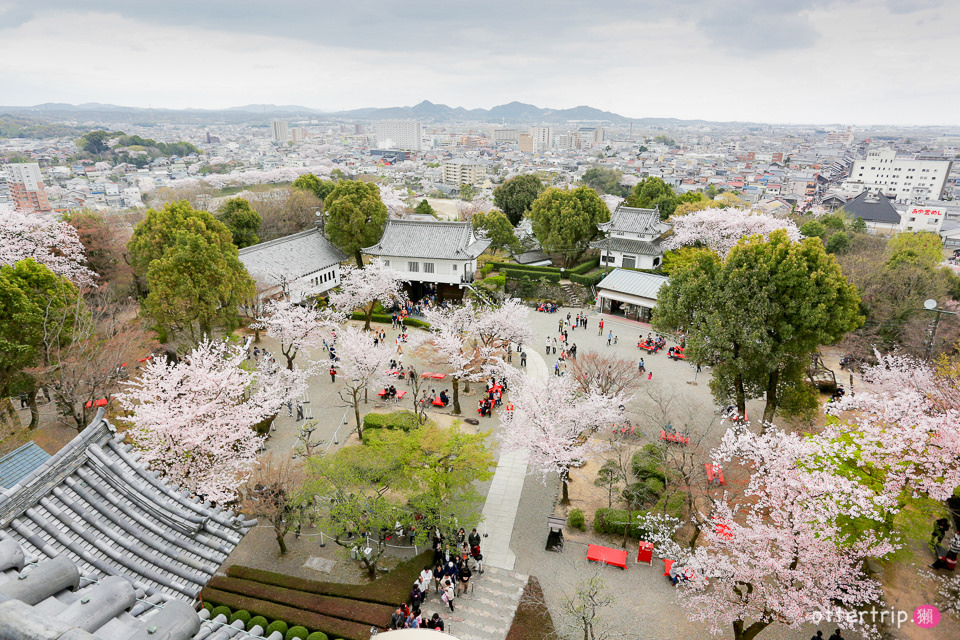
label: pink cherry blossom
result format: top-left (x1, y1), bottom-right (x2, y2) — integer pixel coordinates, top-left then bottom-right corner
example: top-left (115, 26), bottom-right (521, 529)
top-left (253, 298), bottom-right (343, 370)
top-left (116, 339), bottom-right (306, 503)
top-left (663, 207), bottom-right (801, 257)
top-left (328, 259), bottom-right (407, 320)
top-left (0, 205), bottom-right (97, 286)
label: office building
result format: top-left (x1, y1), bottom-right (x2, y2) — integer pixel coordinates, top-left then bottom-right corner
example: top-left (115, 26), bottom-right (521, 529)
top-left (843, 147), bottom-right (952, 203)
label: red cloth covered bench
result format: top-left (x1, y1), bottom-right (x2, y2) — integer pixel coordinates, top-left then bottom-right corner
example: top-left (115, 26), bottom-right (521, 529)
top-left (586, 544), bottom-right (628, 570)
top-left (705, 463), bottom-right (726, 486)
top-left (432, 398), bottom-right (445, 407)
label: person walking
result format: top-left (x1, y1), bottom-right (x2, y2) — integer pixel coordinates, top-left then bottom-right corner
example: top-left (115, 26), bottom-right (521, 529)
top-left (330, 366), bottom-right (337, 383)
top-left (552, 338), bottom-right (557, 354)
top-left (598, 319), bottom-right (604, 336)
top-left (828, 630), bottom-right (843, 640)
top-left (638, 358), bottom-right (645, 372)
top-left (545, 336), bottom-right (550, 354)
top-left (932, 517), bottom-right (950, 549)
top-left (296, 401), bottom-right (304, 421)
top-left (441, 576), bottom-right (456, 612)
top-left (810, 631), bottom-right (823, 640)
top-left (607, 330), bottom-right (613, 346)
top-left (520, 351), bottom-right (527, 367)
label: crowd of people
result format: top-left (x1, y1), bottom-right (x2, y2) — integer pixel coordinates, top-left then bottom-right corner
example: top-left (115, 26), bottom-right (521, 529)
top-left (388, 527), bottom-right (485, 630)
top-left (546, 312), bottom-right (581, 377)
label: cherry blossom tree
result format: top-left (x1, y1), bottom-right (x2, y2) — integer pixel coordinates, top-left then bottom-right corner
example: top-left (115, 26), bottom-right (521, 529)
top-left (378, 183), bottom-right (410, 217)
top-left (501, 372), bottom-right (624, 503)
top-left (333, 325), bottom-right (396, 438)
top-left (116, 339), bottom-right (306, 503)
top-left (662, 208), bottom-right (801, 258)
top-left (825, 351), bottom-right (960, 503)
top-left (0, 205), bottom-right (97, 287)
top-left (676, 426), bottom-right (896, 640)
top-left (421, 299), bottom-right (532, 414)
top-left (253, 298), bottom-right (343, 370)
top-left (328, 259), bottom-right (406, 330)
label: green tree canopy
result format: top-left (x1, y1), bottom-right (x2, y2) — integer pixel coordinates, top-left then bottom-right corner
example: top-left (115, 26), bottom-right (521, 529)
top-left (886, 231), bottom-right (943, 269)
top-left (76, 130), bottom-right (116, 155)
top-left (580, 167), bottom-right (627, 196)
top-left (0, 260), bottom-right (80, 426)
top-left (624, 176), bottom-right (678, 220)
top-left (527, 186), bottom-right (610, 267)
top-left (800, 220), bottom-right (827, 239)
top-left (459, 183), bottom-right (476, 202)
top-left (414, 199), bottom-right (436, 217)
top-left (216, 197), bottom-right (262, 248)
top-left (654, 230), bottom-right (863, 422)
top-left (292, 173), bottom-right (337, 204)
top-left (493, 174), bottom-right (545, 225)
top-left (128, 201), bottom-right (254, 341)
top-left (825, 230), bottom-right (851, 254)
top-left (472, 209), bottom-right (519, 253)
top-left (323, 180), bottom-right (388, 267)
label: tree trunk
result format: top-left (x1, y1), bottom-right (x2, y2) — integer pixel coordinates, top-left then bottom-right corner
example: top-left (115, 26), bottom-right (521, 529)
top-left (354, 398), bottom-right (363, 439)
top-left (762, 369), bottom-right (779, 424)
top-left (733, 619), bottom-right (771, 640)
top-left (354, 251), bottom-right (364, 269)
top-left (276, 531), bottom-right (288, 555)
top-left (27, 389), bottom-right (40, 430)
top-left (364, 308), bottom-right (373, 331)
top-left (254, 326), bottom-right (261, 343)
top-left (0, 396), bottom-right (20, 437)
top-left (734, 374), bottom-right (746, 418)
top-left (452, 377), bottom-right (461, 415)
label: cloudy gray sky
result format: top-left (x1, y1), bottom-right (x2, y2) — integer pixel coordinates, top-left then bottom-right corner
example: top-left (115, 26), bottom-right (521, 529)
top-left (0, 1), bottom-right (956, 125)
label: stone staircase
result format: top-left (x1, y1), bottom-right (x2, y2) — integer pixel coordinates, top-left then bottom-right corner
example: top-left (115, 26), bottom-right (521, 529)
top-left (442, 566), bottom-right (529, 640)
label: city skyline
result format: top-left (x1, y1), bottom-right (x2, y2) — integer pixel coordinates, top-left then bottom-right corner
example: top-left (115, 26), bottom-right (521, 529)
top-left (1, 1), bottom-right (958, 127)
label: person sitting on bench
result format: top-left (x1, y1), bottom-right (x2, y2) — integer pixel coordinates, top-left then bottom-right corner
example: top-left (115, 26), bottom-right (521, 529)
top-left (387, 385), bottom-right (397, 399)
top-left (439, 389), bottom-right (449, 406)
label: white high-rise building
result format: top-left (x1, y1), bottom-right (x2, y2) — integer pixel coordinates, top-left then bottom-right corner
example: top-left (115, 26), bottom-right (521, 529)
top-left (530, 126), bottom-right (552, 152)
top-left (374, 120), bottom-right (422, 151)
top-left (271, 120), bottom-right (289, 142)
top-left (843, 147), bottom-right (952, 203)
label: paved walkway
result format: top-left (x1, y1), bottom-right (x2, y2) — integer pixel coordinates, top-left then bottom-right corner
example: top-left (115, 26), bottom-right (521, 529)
top-left (480, 345), bottom-right (547, 571)
top-left (444, 566), bottom-right (529, 640)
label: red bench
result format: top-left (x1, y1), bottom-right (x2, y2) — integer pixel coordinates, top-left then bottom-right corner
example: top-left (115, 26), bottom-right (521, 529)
top-left (586, 544), bottom-right (628, 570)
top-left (705, 463), bottom-right (726, 486)
top-left (660, 430), bottom-right (689, 445)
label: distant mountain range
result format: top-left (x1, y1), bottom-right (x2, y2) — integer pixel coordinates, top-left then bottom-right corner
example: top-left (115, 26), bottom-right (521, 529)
top-left (0, 100), bottom-right (724, 126)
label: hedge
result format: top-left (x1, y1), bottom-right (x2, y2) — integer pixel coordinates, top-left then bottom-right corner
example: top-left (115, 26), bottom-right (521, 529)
top-left (349, 311), bottom-right (430, 329)
top-left (307, 634), bottom-right (329, 640)
top-left (202, 588), bottom-right (370, 640)
top-left (593, 507), bottom-right (650, 539)
top-left (482, 275), bottom-right (506, 287)
top-left (570, 272), bottom-right (604, 287)
top-left (287, 626), bottom-right (310, 640)
top-left (503, 269), bottom-right (561, 283)
top-left (569, 258), bottom-right (600, 275)
top-left (205, 576), bottom-right (393, 627)
top-left (248, 616), bottom-right (269, 631)
top-left (226, 550), bottom-right (432, 606)
top-left (362, 411), bottom-right (419, 437)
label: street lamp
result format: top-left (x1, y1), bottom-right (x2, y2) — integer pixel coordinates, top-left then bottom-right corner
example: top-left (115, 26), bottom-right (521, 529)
top-left (923, 299), bottom-right (957, 361)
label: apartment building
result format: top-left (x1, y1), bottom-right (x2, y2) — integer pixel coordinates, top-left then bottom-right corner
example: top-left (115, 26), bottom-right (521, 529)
top-left (374, 120), bottom-right (423, 151)
top-left (271, 119), bottom-right (288, 143)
top-left (3, 163), bottom-right (52, 214)
top-left (442, 158), bottom-right (486, 186)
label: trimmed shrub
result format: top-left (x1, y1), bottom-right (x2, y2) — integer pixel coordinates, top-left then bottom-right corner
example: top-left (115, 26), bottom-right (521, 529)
top-left (632, 446), bottom-right (665, 481)
top-left (569, 258), bottom-right (600, 275)
top-left (266, 621), bottom-right (289, 637)
top-left (230, 610), bottom-right (252, 625)
top-left (483, 275), bottom-right (506, 288)
top-left (593, 507), bottom-right (649, 539)
top-left (481, 262), bottom-right (495, 277)
top-left (286, 626), bottom-right (310, 640)
top-left (567, 508), bottom-right (586, 530)
top-left (200, 588), bottom-right (372, 640)
top-left (248, 616), bottom-right (269, 631)
top-left (307, 634), bottom-right (329, 640)
top-left (202, 602), bottom-right (214, 612)
top-left (362, 411), bottom-right (419, 438)
top-left (349, 312), bottom-right (430, 330)
top-left (211, 605), bottom-right (232, 620)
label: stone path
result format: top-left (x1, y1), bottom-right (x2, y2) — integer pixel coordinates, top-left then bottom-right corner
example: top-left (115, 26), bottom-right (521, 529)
top-left (480, 346), bottom-right (547, 571)
top-left (443, 566), bottom-right (529, 640)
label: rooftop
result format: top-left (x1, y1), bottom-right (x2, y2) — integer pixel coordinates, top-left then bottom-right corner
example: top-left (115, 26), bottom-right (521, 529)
top-left (841, 191), bottom-right (901, 224)
top-left (239, 228), bottom-right (347, 285)
top-left (363, 219), bottom-right (492, 260)
top-left (598, 203), bottom-right (671, 237)
top-left (596, 268), bottom-right (670, 300)
top-left (0, 442), bottom-right (50, 490)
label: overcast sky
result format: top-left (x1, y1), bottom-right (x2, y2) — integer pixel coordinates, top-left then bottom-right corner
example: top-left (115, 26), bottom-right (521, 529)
top-left (0, 1), bottom-right (957, 125)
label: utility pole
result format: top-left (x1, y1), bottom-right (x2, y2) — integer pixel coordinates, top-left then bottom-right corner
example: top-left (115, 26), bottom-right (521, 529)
top-left (923, 299), bottom-right (957, 361)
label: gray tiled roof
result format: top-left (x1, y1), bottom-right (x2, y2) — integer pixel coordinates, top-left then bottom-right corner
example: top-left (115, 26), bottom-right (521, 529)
top-left (841, 191), bottom-right (901, 224)
top-left (0, 409), bottom-right (257, 640)
top-left (0, 443), bottom-right (50, 490)
top-left (590, 237), bottom-right (663, 256)
top-left (596, 268), bottom-right (670, 300)
top-left (239, 228), bottom-right (347, 285)
top-left (363, 219), bottom-right (492, 260)
top-left (598, 204), bottom-right (671, 237)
